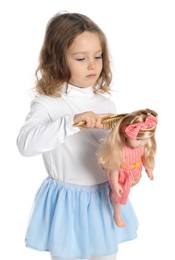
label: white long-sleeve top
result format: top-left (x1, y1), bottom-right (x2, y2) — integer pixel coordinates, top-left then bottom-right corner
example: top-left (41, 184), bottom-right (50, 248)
top-left (17, 84), bottom-right (116, 186)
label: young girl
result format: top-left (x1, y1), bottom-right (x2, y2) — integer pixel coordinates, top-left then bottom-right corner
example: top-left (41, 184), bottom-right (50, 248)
top-left (97, 109), bottom-right (158, 228)
top-left (17, 12), bottom-right (139, 260)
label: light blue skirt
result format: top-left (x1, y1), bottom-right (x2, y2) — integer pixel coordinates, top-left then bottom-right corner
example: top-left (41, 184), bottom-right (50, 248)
top-left (25, 177), bottom-right (138, 259)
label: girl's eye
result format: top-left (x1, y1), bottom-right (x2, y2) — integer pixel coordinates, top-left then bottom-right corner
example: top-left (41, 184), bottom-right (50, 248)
top-left (95, 56), bottom-right (102, 59)
top-left (76, 58), bottom-right (85, 61)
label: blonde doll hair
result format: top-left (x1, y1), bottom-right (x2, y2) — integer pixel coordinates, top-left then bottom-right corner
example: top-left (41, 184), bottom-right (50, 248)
top-left (34, 12), bottom-right (112, 97)
top-left (97, 108), bottom-right (158, 172)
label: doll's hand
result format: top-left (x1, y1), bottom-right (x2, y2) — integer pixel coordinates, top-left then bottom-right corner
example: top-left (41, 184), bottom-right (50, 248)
top-left (114, 184), bottom-right (123, 197)
top-left (73, 112), bottom-right (113, 129)
top-left (145, 169), bottom-right (154, 180)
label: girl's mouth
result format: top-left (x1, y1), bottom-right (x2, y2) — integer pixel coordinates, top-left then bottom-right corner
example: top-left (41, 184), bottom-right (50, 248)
top-left (86, 74), bottom-right (96, 78)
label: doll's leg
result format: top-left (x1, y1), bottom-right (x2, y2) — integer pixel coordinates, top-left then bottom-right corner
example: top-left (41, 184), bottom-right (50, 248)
top-left (113, 202), bottom-right (126, 228)
top-left (110, 195), bottom-right (126, 228)
top-left (90, 253), bottom-right (117, 260)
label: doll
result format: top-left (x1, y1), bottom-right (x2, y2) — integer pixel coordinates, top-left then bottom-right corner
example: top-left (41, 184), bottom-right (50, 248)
top-left (97, 108), bottom-right (158, 227)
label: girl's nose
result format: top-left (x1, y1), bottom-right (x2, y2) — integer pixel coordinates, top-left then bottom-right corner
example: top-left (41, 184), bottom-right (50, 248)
top-left (87, 59), bottom-right (95, 70)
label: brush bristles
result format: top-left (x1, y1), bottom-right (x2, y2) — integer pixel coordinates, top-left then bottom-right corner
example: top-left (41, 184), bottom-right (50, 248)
top-left (102, 114), bottom-right (127, 129)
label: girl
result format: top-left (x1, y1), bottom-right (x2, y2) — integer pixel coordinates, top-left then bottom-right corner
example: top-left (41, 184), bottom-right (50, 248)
top-left (17, 12), bottom-right (139, 260)
top-left (97, 109), bottom-right (158, 228)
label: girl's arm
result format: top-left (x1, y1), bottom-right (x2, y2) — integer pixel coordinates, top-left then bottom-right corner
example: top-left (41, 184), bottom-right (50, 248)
top-left (17, 99), bottom-right (109, 157)
top-left (17, 100), bottom-right (80, 157)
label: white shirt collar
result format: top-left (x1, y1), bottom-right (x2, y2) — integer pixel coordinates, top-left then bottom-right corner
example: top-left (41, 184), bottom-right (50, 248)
top-left (61, 83), bottom-right (95, 97)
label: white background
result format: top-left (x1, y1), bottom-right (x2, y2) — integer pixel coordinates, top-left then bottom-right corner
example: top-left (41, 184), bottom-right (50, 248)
top-left (0, 0), bottom-right (175, 259)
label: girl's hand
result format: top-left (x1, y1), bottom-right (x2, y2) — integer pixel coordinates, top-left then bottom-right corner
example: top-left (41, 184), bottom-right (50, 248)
top-left (73, 111), bottom-right (113, 129)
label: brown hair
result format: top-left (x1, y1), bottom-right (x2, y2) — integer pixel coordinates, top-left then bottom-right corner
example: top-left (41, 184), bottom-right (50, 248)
top-left (35, 12), bottom-right (112, 96)
top-left (97, 108), bottom-right (158, 172)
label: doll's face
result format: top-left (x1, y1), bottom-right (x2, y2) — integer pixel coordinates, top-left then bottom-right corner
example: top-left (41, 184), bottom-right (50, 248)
top-left (126, 137), bottom-right (149, 148)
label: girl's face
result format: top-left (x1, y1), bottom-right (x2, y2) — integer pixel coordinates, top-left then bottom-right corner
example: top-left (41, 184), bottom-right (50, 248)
top-left (66, 31), bottom-right (103, 88)
top-left (126, 138), bottom-right (149, 148)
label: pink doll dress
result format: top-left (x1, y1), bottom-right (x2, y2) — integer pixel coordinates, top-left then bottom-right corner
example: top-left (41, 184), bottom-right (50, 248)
top-left (110, 146), bottom-right (143, 204)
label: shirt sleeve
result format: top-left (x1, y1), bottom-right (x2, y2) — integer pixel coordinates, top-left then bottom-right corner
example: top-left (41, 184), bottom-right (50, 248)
top-left (16, 100), bottom-right (80, 156)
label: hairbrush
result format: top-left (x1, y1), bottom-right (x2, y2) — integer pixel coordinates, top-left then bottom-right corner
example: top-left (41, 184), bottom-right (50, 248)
top-left (73, 113), bottom-right (127, 130)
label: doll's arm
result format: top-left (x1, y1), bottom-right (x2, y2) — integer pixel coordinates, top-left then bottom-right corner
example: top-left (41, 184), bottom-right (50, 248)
top-left (109, 170), bottom-right (123, 197)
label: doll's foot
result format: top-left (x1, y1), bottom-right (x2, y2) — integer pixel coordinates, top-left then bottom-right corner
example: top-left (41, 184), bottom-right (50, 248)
top-left (114, 214), bottom-right (126, 228)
